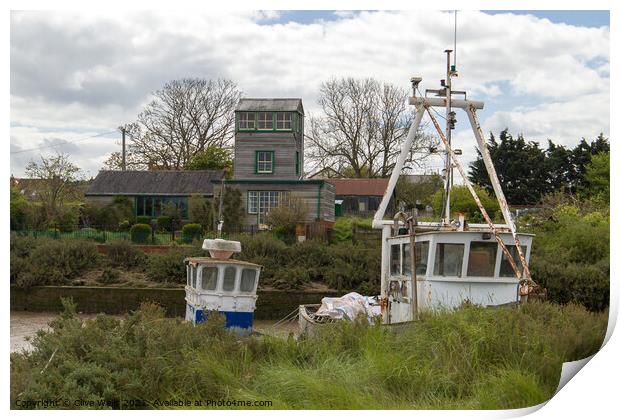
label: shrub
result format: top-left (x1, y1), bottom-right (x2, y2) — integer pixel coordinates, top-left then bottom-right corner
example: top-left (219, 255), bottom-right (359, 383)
top-left (431, 185), bottom-right (500, 223)
top-left (99, 268), bottom-right (121, 284)
top-left (157, 216), bottom-right (173, 232)
top-left (130, 224), bottom-right (152, 244)
top-left (11, 238), bottom-right (100, 287)
top-left (182, 223), bottom-right (203, 244)
top-left (188, 194), bottom-right (214, 230)
top-left (146, 251), bottom-right (191, 283)
top-left (529, 203), bottom-right (609, 311)
top-left (118, 220), bottom-right (131, 231)
top-left (135, 216), bottom-right (152, 225)
top-left (106, 240), bottom-right (146, 268)
top-left (265, 196), bottom-right (308, 236)
top-left (50, 205), bottom-right (80, 232)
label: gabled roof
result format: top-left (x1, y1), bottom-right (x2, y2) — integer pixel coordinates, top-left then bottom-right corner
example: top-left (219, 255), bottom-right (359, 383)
top-left (236, 98), bottom-right (304, 114)
top-left (86, 170), bottom-right (225, 196)
top-left (327, 178), bottom-right (390, 197)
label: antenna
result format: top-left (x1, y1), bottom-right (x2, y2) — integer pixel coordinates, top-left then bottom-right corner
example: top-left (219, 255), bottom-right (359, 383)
top-left (453, 10), bottom-right (458, 68)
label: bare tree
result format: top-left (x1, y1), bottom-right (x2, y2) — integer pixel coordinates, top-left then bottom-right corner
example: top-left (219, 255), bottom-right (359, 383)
top-left (105, 78), bottom-right (241, 170)
top-left (307, 77), bottom-right (435, 178)
top-left (25, 153), bottom-right (82, 213)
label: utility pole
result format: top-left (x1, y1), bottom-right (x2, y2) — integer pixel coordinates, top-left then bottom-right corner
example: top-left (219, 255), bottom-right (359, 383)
top-left (121, 127), bottom-right (126, 171)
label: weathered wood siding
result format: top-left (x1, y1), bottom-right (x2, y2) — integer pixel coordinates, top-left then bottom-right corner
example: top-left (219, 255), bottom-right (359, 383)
top-left (234, 131), bottom-right (303, 180)
top-left (222, 181), bottom-right (335, 225)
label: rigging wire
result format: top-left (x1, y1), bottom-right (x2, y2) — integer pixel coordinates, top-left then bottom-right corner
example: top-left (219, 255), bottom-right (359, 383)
top-left (11, 130), bottom-right (118, 155)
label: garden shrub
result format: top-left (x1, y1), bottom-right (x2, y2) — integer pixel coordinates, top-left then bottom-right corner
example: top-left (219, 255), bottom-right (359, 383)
top-left (146, 250), bottom-right (193, 284)
top-left (10, 238), bottom-right (100, 287)
top-left (106, 240), bottom-right (146, 268)
top-left (182, 223), bottom-right (203, 244)
top-left (135, 216), bottom-right (152, 225)
top-left (99, 268), bottom-right (121, 284)
top-left (130, 224), bottom-right (152, 244)
top-left (157, 216), bottom-right (172, 232)
top-left (529, 204), bottom-right (609, 311)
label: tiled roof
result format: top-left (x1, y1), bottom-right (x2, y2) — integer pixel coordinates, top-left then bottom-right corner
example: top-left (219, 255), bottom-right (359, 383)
top-left (86, 170), bottom-right (225, 196)
top-left (236, 98), bottom-right (304, 114)
top-left (326, 178), bottom-right (390, 197)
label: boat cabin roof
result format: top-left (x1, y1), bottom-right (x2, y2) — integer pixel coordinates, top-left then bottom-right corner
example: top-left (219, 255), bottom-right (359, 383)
top-left (184, 256), bottom-right (261, 268)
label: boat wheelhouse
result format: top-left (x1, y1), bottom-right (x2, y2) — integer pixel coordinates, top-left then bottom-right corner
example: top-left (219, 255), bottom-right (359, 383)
top-left (383, 225), bottom-right (533, 323)
top-left (185, 239), bottom-right (261, 330)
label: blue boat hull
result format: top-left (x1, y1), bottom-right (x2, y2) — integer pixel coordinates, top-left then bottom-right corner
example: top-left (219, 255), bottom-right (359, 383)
top-left (186, 304), bottom-right (254, 329)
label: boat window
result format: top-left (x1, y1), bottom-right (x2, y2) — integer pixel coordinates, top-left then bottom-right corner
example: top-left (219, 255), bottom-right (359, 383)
top-left (433, 243), bottom-right (464, 277)
top-left (499, 245), bottom-right (528, 277)
top-left (240, 268), bottom-right (257, 293)
top-left (201, 266), bottom-right (218, 291)
top-left (390, 244), bottom-right (401, 276)
top-left (467, 242), bottom-right (498, 277)
top-left (223, 266), bottom-right (236, 291)
top-left (191, 265), bottom-right (197, 289)
top-left (186, 265), bottom-right (191, 286)
top-left (403, 242), bottom-right (429, 276)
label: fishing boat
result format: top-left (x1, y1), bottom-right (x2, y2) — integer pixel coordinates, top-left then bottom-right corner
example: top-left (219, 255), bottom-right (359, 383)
top-left (299, 49), bottom-right (544, 332)
top-left (185, 238), bottom-right (261, 331)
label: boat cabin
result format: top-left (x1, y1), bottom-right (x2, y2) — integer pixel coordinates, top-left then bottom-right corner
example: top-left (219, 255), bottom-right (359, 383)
top-left (184, 240), bottom-right (261, 330)
top-left (382, 227), bottom-right (533, 324)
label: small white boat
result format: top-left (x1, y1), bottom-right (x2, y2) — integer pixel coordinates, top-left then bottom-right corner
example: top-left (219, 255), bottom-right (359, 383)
top-left (185, 239), bottom-right (261, 331)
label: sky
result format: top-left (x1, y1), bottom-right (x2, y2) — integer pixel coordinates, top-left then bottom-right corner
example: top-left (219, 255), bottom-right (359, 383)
top-left (9, 10), bottom-right (610, 180)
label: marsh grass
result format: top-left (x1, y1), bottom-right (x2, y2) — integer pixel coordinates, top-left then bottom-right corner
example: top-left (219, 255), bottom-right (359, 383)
top-left (11, 300), bottom-right (607, 410)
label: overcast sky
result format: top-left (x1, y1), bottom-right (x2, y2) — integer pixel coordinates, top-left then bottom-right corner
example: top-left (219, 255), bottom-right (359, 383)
top-left (10, 10), bottom-right (609, 180)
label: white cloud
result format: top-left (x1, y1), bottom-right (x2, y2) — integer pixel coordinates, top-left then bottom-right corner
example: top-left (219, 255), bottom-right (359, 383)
top-left (10, 10), bottom-right (609, 177)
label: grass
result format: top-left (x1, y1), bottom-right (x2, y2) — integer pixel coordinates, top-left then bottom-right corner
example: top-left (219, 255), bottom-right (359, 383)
top-left (10, 300), bottom-right (607, 410)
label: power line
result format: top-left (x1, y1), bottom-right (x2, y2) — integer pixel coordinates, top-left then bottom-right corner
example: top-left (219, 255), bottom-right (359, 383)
top-left (10, 130), bottom-right (118, 155)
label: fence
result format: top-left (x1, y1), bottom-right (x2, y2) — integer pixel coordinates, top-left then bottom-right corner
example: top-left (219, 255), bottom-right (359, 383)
top-left (11, 222), bottom-right (334, 245)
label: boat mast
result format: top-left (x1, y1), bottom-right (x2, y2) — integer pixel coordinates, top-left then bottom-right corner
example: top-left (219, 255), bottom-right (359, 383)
top-left (442, 50), bottom-right (453, 225)
top-left (442, 50), bottom-right (458, 225)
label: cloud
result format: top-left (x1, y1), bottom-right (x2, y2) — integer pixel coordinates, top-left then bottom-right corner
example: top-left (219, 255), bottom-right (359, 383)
top-left (10, 10), bottom-right (609, 177)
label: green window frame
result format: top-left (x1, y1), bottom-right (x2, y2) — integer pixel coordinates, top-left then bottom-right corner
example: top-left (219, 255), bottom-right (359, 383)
top-left (239, 112), bottom-right (255, 130)
top-left (257, 112), bottom-right (273, 130)
top-left (135, 196), bottom-right (189, 219)
top-left (276, 112), bottom-right (292, 130)
top-left (255, 151), bottom-right (275, 174)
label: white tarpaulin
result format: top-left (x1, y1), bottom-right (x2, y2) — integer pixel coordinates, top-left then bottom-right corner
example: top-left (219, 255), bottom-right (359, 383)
top-left (315, 292), bottom-right (381, 322)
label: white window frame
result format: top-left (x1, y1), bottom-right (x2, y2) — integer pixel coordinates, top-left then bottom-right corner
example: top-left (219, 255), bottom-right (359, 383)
top-left (247, 191), bottom-right (289, 215)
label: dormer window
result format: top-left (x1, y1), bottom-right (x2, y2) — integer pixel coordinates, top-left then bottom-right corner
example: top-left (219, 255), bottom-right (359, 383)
top-left (239, 112), bottom-right (255, 129)
top-left (257, 112), bottom-right (273, 130)
top-left (276, 112), bottom-right (292, 130)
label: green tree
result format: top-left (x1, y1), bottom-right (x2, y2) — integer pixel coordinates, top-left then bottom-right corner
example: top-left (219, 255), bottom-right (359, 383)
top-left (579, 152), bottom-right (609, 202)
top-left (469, 130), bottom-right (548, 205)
top-left (10, 187), bottom-right (29, 230)
top-left (214, 188), bottom-right (244, 232)
top-left (184, 145), bottom-right (233, 178)
top-left (188, 195), bottom-right (214, 231)
top-left (432, 185), bottom-right (500, 223)
top-left (395, 174), bottom-right (443, 210)
top-left (25, 153), bottom-right (82, 215)
top-left (469, 130), bottom-right (610, 205)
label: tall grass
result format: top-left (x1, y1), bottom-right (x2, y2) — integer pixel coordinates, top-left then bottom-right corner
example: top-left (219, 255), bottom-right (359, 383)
top-left (11, 300), bottom-right (606, 410)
